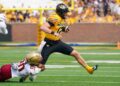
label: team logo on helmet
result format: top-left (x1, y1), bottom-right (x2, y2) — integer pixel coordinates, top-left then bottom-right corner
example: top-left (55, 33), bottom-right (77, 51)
top-left (56, 3), bottom-right (69, 19)
top-left (59, 4), bottom-right (67, 9)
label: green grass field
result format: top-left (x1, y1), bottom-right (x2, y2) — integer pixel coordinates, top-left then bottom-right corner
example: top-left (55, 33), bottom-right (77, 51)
top-left (0, 46), bottom-right (120, 86)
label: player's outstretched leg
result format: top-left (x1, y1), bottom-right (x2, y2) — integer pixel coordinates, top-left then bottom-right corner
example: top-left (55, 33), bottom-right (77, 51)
top-left (86, 65), bottom-right (98, 74)
top-left (70, 50), bottom-right (98, 74)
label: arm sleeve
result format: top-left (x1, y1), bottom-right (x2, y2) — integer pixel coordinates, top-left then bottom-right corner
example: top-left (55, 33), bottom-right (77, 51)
top-left (47, 13), bottom-right (61, 27)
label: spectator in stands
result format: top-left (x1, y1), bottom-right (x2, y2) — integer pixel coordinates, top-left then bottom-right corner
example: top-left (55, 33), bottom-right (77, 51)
top-left (28, 12), bottom-right (39, 23)
top-left (103, 0), bottom-right (109, 16)
top-left (1, 0), bottom-right (118, 23)
top-left (109, 0), bottom-right (120, 20)
top-left (23, 10), bottom-right (30, 21)
top-left (6, 11), bottom-right (16, 22)
top-left (63, 0), bottom-right (71, 6)
top-left (75, 0), bottom-right (84, 18)
top-left (16, 11), bottom-right (24, 22)
top-left (80, 4), bottom-right (96, 22)
top-left (96, 0), bottom-right (105, 17)
top-left (105, 8), bottom-right (115, 23)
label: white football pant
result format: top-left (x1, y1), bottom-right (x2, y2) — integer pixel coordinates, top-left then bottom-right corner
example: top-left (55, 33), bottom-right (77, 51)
top-left (38, 41), bottom-right (46, 53)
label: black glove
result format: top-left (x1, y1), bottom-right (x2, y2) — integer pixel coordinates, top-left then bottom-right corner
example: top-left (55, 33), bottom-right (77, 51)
top-left (59, 26), bottom-right (69, 32)
top-left (62, 26), bottom-right (69, 32)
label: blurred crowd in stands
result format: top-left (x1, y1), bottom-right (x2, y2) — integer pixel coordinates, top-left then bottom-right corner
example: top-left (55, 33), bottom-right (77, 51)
top-left (5, 10), bottom-right (40, 23)
top-left (3, 0), bottom-right (120, 23)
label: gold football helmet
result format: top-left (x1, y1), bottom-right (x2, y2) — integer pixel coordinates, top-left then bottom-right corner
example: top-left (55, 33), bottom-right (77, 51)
top-left (26, 52), bottom-right (42, 66)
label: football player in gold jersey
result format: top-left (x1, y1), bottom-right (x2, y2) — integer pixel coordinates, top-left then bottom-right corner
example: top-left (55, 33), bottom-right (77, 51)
top-left (38, 3), bottom-right (98, 74)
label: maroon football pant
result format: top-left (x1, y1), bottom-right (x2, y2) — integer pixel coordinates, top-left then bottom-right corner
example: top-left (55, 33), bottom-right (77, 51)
top-left (0, 64), bottom-right (12, 81)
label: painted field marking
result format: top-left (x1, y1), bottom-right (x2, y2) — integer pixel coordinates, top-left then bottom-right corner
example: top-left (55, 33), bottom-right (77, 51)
top-left (39, 74), bottom-right (120, 77)
top-left (80, 52), bottom-right (120, 55)
top-left (53, 52), bottom-right (120, 55)
top-left (47, 69), bottom-right (120, 73)
top-left (87, 60), bottom-right (120, 63)
top-left (1, 50), bottom-right (120, 55)
top-left (73, 60), bottom-right (120, 64)
top-left (46, 65), bottom-right (80, 68)
top-left (35, 81), bottom-right (120, 84)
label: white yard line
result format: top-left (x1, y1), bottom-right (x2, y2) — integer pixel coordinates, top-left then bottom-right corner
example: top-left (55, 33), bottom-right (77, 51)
top-left (36, 80), bottom-right (120, 84)
top-left (87, 60), bottom-right (120, 63)
top-left (46, 62), bottom-right (120, 69)
top-left (47, 70), bottom-right (120, 73)
top-left (80, 52), bottom-right (120, 55)
top-left (39, 75), bottom-right (120, 77)
top-left (72, 60), bottom-right (120, 64)
top-left (54, 52), bottom-right (120, 55)
top-left (46, 65), bottom-right (80, 68)
top-left (1, 51), bottom-right (120, 55)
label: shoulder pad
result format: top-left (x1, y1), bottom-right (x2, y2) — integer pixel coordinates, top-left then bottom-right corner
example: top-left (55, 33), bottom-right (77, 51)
top-left (48, 12), bottom-right (62, 24)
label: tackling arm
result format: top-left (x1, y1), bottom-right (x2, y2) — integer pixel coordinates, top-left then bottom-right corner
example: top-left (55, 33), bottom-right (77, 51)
top-left (40, 22), bottom-right (52, 34)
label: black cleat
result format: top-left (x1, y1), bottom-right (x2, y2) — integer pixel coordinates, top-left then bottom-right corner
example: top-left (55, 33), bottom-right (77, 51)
top-left (93, 65), bottom-right (98, 71)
